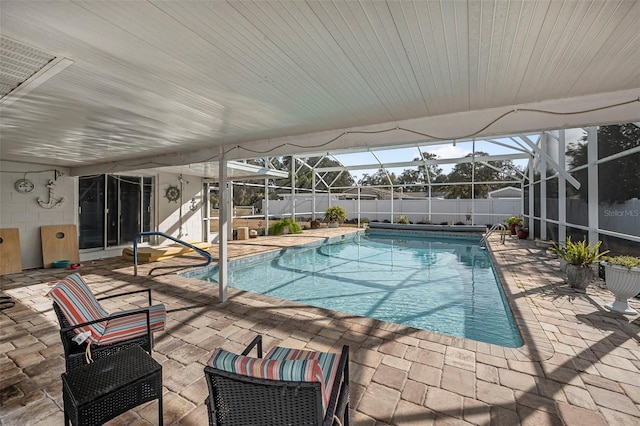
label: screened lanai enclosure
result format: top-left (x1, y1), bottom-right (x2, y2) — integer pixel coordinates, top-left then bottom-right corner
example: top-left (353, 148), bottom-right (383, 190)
top-left (216, 123), bottom-right (639, 255)
top-left (2, 0), bottom-right (639, 272)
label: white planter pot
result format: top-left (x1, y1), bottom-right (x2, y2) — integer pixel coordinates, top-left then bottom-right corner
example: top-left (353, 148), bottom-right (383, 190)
top-left (328, 222), bottom-right (339, 228)
top-left (604, 264), bottom-right (640, 315)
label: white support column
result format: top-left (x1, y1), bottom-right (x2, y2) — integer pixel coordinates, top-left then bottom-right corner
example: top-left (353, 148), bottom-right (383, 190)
top-left (471, 140), bottom-right (475, 226)
top-left (540, 135), bottom-right (547, 241)
top-left (203, 182), bottom-right (210, 243)
top-left (357, 186), bottom-right (361, 227)
top-left (587, 127), bottom-right (599, 245)
top-left (291, 156), bottom-right (296, 221)
top-left (264, 176), bottom-right (269, 235)
top-left (228, 182), bottom-right (234, 241)
top-left (428, 184), bottom-right (432, 222)
top-left (529, 159), bottom-right (535, 239)
top-left (218, 147), bottom-right (228, 303)
top-left (390, 186), bottom-right (394, 222)
top-left (558, 131), bottom-right (567, 243)
top-left (312, 172), bottom-right (316, 221)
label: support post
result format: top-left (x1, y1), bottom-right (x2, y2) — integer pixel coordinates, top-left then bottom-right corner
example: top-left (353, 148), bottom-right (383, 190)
top-left (558, 130), bottom-right (567, 244)
top-left (587, 127), bottom-right (599, 245)
top-left (471, 140), bottom-right (475, 226)
top-left (291, 156), bottom-right (296, 221)
top-left (528, 157), bottom-right (535, 239)
top-left (228, 182), bottom-right (234, 241)
top-left (390, 186), bottom-right (394, 223)
top-left (540, 135), bottom-right (547, 241)
top-left (357, 186), bottom-right (361, 227)
top-left (218, 147), bottom-right (228, 303)
top-left (312, 172), bottom-right (316, 221)
top-left (203, 182), bottom-right (210, 243)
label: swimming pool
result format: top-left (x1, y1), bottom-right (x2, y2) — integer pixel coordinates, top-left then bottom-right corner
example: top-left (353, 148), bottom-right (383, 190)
top-left (192, 231), bottom-right (523, 347)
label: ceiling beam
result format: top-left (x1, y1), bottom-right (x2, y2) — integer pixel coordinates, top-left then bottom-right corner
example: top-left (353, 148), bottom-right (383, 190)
top-left (70, 88), bottom-right (640, 176)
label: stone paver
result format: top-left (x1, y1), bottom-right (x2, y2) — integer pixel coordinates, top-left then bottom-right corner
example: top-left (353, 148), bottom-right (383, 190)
top-left (556, 402), bottom-right (607, 426)
top-left (0, 231), bottom-right (638, 425)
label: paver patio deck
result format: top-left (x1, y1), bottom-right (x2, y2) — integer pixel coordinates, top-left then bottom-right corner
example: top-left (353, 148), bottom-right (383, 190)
top-left (1, 229), bottom-right (638, 425)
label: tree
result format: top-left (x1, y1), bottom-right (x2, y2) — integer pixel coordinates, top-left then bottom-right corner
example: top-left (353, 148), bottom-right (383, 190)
top-left (397, 152), bottom-right (444, 191)
top-left (226, 156), bottom-right (355, 206)
top-left (274, 156), bottom-right (355, 191)
top-left (443, 151), bottom-right (519, 199)
top-left (357, 169), bottom-right (396, 186)
top-left (566, 124), bottom-right (640, 204)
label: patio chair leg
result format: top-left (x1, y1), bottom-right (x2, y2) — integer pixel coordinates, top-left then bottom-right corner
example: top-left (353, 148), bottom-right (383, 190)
top-left (158, 395), bottom-right (163, 426)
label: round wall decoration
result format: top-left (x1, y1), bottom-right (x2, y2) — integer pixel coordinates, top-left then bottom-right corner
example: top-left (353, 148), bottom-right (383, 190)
top-left (14, 178), bottom-right (36, 194)
top-left (165, 184), bottom-right (181, 202)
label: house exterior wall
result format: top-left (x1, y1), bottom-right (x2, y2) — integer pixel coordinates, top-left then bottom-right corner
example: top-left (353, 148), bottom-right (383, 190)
top-left (1, 161), bottom-right (205, 271)
top-left (0, 161), bottom-right (75, 269)
top-left (157, 173), bottom-right (204, 243)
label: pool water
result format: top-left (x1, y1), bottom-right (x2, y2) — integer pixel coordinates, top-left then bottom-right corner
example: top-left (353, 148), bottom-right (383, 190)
top-left (196, 231), bottom-right (523, 347)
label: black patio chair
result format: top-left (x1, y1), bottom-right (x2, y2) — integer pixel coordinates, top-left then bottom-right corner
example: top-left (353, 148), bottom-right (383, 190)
top-left (48, 273), bottom-right (166, 371)
top-left (204, 335), bottom-right (349, 426)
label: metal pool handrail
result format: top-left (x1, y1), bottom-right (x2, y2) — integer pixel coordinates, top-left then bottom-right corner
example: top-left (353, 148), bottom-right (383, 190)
top-left (480, 223), bottom-right (506, 247)
top-left (133, 232), bottom-right (213, 276)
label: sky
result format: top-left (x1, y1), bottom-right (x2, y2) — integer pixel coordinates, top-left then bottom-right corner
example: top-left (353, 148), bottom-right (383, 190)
top-left (331, 137), bottom-right (530, 182)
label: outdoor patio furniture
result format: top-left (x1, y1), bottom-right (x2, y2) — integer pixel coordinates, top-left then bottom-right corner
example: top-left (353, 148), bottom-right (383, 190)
top-left (48, 273), bottom-right (166, 371)
top-left (204, 335), bottom-right (349, 426)
top-left (61, 345), bottom-right (163, 426)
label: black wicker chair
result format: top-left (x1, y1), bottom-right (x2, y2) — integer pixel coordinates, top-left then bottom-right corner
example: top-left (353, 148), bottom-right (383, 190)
top-left (49, 273), bottom-right (166, 371)
top-left (204, 335), bottom-right (349, 426)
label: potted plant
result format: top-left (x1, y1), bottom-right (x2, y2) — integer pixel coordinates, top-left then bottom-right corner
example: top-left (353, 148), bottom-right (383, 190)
top-left (395, 215), bottom-right (410, 224)
top-left (601, 255), bottom-right (640, 314)
top-left (504, 216), bottom-right (524, 235)
top-left (324, 206), bottom-right (347, 228)
top-left (549, 241), bottom-right (568, 272)
top-left (268, 217), bottom-right (303, 235)
top-left (562, 238), bottom-right (608, 289)
top-left (517, 227), bottom-right (529, 239)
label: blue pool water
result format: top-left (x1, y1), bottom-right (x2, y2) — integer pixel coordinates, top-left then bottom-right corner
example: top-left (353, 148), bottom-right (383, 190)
top-left (195, 231), bottom-right (523, 347)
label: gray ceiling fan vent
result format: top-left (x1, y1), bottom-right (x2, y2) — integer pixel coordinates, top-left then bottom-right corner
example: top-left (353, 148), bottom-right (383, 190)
top-left (0, 35), bottom-right (56, 99)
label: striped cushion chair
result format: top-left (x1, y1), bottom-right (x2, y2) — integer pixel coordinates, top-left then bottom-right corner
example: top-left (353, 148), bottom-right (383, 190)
top-left (47, 273), bottom-right (166, 371)
top-left (204, 335), bottom-right (349, 426)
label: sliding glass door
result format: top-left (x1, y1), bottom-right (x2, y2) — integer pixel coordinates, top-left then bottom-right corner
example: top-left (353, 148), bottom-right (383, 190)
top-left (79, 175), bottom-right (154, 249)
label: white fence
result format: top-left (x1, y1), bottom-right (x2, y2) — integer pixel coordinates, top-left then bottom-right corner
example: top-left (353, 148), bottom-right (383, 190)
top-left (264, 196), bottom-right (521, 226)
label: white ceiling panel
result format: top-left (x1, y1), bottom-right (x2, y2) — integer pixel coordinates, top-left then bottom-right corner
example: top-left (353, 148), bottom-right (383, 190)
top-left (0, 0), bottom-right (638, 174)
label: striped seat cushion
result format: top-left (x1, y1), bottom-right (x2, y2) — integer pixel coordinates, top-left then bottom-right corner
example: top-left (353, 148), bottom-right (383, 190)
top-left (47, 273), bottom-right (166, 346)
top-left (46, 273), bottom-right (109, 343)
top-left (265, 346), bottom-right (341, 414)
top-left (208, 348), bottom-right (326, 409)
top-left (98, 303), bottom-right (166, 345)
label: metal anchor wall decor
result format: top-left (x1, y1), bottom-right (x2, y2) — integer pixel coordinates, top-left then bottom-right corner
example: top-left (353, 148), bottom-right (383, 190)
top-left (37, 180), bottom-right (65, 209)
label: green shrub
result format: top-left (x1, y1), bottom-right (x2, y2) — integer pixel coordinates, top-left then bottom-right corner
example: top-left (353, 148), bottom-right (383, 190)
top-left (504, 216), bottom-right (524, 227)
top-left (324, 206), bottom-right (347, 223)
top-left (602, 255), bottom-right (640, 270)
top-left (269, 217), bottom-right (303, 235)
top-left (562, 237), bottom-right (608, 266)
top-left (548, 241), bottom-right (567, 258)
top-left (395, 215), bottom-right (410, 224)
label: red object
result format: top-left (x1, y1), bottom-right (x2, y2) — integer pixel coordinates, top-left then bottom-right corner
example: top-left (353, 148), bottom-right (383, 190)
top-left (517, 229), bottom-right (529, 239)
